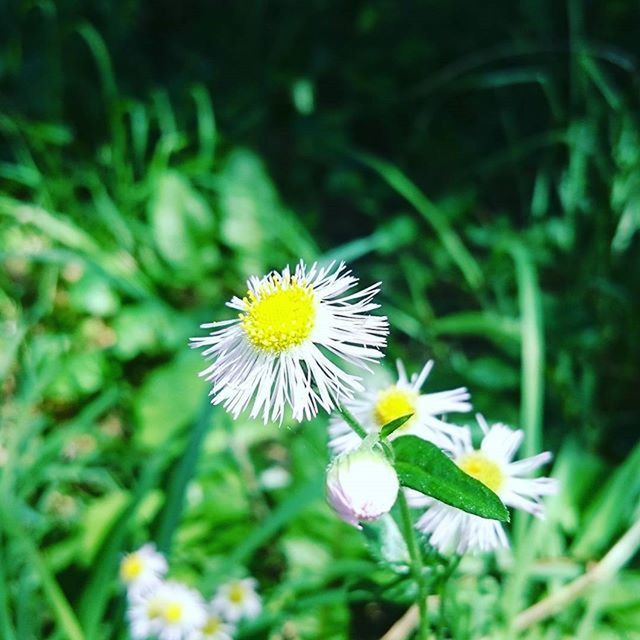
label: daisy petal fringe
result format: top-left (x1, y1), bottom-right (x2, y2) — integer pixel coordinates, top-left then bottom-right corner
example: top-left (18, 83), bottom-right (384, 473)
top-left (191, 261), bottom-right (388, 423)
top-left (328, 359), bottom-right (472, 455)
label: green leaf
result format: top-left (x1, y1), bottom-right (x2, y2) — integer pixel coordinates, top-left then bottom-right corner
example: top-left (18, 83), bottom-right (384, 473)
top-left (361, 514), bottom-right (410, 570)
top-left (391, 436), bottom-right (509, 522)
top-left (133, 351), bottom-right (205, 449)
top-left (380, 414), bottom-right (414, 439)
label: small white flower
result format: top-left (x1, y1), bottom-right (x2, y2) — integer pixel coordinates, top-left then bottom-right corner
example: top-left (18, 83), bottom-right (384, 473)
top-left (326, 447), bottom-right (399, 528)
top-left (190, 261), bottom-right (388, 424)
top-left (128, 581), bottom-right (206, 640)
top-left (190, 608), bottom-right (235, 640)
top-left (328, 359), bottom-right (471, 455)
top-left (120, 544), bottom-right (168, 594)
top-left (411, 415), bottom-right (558, 554)
top-left (259, 466), bottom-right (291, 490)
top-left (211, 578), bottom-right (262, 623)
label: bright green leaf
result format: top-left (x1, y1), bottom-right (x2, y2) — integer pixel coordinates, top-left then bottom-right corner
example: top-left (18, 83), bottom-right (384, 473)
top-left (380, 414), bottom-right (413, 439)
top-left (391, 436), bottom-right (509, 522)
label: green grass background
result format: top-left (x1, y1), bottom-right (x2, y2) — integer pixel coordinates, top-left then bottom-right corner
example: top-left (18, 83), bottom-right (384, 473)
top-left (1, 1), bottom-right (639, 638)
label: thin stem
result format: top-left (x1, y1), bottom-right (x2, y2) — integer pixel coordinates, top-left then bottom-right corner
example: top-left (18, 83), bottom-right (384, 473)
top-left (437, 555), bottom-right (461, 639)
top-left (397, 491), bottom-right (429, 640)
top-left (338, 406), bottom-right (368, 440)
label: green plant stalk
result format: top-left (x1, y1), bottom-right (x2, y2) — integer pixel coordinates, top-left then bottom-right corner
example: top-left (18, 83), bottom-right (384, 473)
top-left (337, 408), bottom-right (429, 639)
top-left (337, 406), bottom-right (369, 440)
top-left (398, 491), bottom-right (429, 640)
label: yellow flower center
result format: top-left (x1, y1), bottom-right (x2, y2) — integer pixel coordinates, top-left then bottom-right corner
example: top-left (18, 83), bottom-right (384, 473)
top-left (146, 598), bottom-right (163, 619)
top-left (202, 616), bottom-right (222, 634)
top-left (240, 276), bottom-right (315, 354)
top-left (457, 452), bottom-right (505, 493)
top-left (373, 386), bottom-right (417, 429)
top-left (120, 554), bottom-right (143, 582)
top-left (228, 582), bottom-right (246, 604)
top-left (162, 602), bottom-right (183, 624)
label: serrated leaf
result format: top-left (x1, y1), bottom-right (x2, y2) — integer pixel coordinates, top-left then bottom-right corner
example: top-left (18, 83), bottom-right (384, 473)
top-left (380, 413), bottom-right (413, 439)
top-left (392, 436), bottom-right (509, 522)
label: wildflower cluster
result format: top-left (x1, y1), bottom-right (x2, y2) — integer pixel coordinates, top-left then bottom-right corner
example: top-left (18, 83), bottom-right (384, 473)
top-left (192, 260), bottom-right (558, 556)
top-left (120, 544), bottom-right (261, 640)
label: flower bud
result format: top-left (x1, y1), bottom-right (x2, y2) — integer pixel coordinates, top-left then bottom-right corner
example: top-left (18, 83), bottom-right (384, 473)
top-left (326, 447), bottom-right (400, 528)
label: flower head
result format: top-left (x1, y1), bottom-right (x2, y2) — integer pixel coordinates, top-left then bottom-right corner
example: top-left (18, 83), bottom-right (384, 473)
top-left (120, 544), bottom-right (168, 595)
top-left (191, 608), bottom-right (235, 640)
top-left (191, 261), bottom-right (388, 423)
top-left (326, 446), bottom-right (399, 528)
top-left (328, 360), bottom-right (471, 454)
top-left (210, 578), bottom-right (261, 623)
top-left (128, 580), bottom-right (206, 640)
top-left (411, 415), bottom-right (558, 554)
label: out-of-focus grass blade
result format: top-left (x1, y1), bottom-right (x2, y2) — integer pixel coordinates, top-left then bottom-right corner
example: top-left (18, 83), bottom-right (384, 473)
top-left (77, 454), bottom-right (167, 637)
top-left (191, 84), bottom-right (217, 166)
top-left (353, 150), bottom-right (484, 290)
top-left (0, 534), bottom-right (17, 640)
top-left (75, 22), bottom-right (126, 169)
top-left (2, 513), bottom-right (84, 640)
top-left (432, 311), bottom-right (521, 345)
top-left (225, 474), bottom-right (324, 569)
top-left (571, 441), bottom-right (640, 560)
top-left (153, 398), bottom-right (214, 554)
top-left (0, 197), bottom-right (99, 254)
top-left (508, 240), bottom-right (545, 457)
top-left (503, 239), bottom-right (545, 623)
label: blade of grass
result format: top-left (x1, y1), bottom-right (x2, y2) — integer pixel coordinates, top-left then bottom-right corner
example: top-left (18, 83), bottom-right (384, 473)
top-left (191, 84), bottom-right (217, 166)
top-left (77, 453), bottom-right (167, 636)
top-left (225, 474), bottom-right (324, 569)
top-left (153, 398), bottom-right (214, 554)
top-left (502, 238), bottom-right (545, 625)
top-left (1, 513), bottom-right (84, 640)
top-left (0, 533), bottom-right (17, 640)
top-left (509, 239), bottom-right (545, 457)
top-left (352, 150), bottom-right (484, 290)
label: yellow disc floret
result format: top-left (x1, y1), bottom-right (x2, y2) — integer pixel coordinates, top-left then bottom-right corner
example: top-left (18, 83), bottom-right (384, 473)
top-left (162, 602), bottom-right (183, 623)
top-left (120, 553), bottom-right (143, 582)
top-left (457, 452), bottom-right (505, 493)
top-left (228, 581), bottom-right (246, 604)
top-left (202, 616), bottom-right (223, 634)
top-left (373, 386), bottom-right (417, 430)
top-left (241, 275), bottom-right (315, 354)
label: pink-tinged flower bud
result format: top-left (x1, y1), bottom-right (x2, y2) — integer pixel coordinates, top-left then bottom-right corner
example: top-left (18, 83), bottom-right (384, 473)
top-left (326, 447), bottom-right (400, 528)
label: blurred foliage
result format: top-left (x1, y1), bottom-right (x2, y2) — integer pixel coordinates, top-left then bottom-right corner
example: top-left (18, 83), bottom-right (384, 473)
top-left (0, 1), bottom-right (639, 639)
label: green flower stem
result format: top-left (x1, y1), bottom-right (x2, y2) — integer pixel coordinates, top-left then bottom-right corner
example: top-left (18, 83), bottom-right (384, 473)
top-left (398, 490), bottom-right (429, 640)
top-left (338, 406), bottom-right (369, 440)
top-left (337, 407), bottom-right (429, 638)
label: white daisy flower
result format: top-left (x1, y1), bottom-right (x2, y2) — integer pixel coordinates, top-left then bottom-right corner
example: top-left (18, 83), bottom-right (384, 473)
top-left (191, 261), bottom-right (388, 423)
top-left (190, 608), bottom-right (235, 640)
top-left (120, 543), bottom-right (168, 594)
top-left (411, 415), bottom-right (558, 554)
top-left (210, 578), bottom-right (261, 623)
top-left (326, 446), bottom-right (399, 528)
top-left (128, 580), bottom-right (206, 640)
top-left (328, 359), bottom-right (471, 455)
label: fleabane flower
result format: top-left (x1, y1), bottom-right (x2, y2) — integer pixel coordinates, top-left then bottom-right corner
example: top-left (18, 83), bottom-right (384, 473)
top-left (328, 359), bottom-right (471, 455)
top-left (411, 415), bottom-right (558, 554)
top-left (326, 447), bottom-right (400, 528)
top-left (210, 578), bottom-right (262, 623)
top-left (191, 261), bottom-right (388, 424)
top-left (128, 580), bottom-right (206, 640)
top-left (120, 544), bottom-right (168, 595)
top-left (191, 608), bottom-right (235, 640)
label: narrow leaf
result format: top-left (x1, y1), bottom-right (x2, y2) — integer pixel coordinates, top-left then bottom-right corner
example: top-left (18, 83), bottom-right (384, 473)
top-left (392, 436), bottom-right (509, 522)
top-left (380, 414), bottom-right (414, 439)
